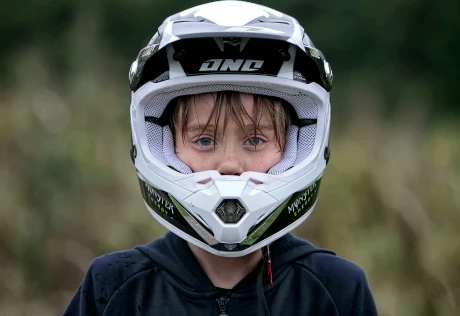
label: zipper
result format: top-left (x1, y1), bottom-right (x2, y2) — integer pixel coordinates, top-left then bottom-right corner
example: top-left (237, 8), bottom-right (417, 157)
top-left (216, 293), bottom-right (230, 316)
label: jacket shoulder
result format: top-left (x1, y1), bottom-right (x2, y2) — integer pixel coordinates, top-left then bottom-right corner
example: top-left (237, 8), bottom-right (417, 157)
top-left (295, 251), bottom-right (377, 315)
top-left (63, 248), bottom-right (157, 316)
top-left (90, 248), bottom-right (156, 281)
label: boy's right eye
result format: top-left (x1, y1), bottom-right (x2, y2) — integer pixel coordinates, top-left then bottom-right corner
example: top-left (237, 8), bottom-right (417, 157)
top-left (198, 137), bottom-right (214, 147)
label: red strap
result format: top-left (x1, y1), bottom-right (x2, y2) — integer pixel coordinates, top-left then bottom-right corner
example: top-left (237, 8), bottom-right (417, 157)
top-left (267, 258), bottom-right (273, 286)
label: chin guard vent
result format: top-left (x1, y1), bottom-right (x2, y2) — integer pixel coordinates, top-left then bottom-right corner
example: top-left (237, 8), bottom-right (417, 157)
top-left (216, 199), bottom-right (246, 224)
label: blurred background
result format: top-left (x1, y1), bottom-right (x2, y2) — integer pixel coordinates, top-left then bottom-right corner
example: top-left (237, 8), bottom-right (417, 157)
top-left (1, 0), bottom-right (459, 315)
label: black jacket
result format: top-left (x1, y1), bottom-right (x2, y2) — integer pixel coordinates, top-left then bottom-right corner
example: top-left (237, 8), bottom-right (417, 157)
top-left (63, 232), bottom-right (377, 315)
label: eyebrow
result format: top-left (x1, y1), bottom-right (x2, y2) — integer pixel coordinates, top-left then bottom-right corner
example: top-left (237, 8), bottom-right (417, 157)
top-left (185, 123), bottom-right (274, 132)
top-left (185, 124), bottom-right (215, 133)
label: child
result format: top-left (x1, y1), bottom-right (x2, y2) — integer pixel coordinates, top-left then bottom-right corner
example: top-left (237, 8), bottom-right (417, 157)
top-left (64, 1), bottom-right (377, 315)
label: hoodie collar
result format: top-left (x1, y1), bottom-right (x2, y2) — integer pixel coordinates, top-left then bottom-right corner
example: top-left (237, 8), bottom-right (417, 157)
top-left (135, 232), bottom-right (335, 293)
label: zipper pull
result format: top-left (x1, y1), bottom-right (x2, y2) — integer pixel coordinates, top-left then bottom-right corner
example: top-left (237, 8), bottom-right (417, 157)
top-left (216, 295), bottom-right (230, 316)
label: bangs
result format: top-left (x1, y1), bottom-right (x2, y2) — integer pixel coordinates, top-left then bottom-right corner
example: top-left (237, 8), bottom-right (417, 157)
top-left (171, 91), bottom-right (291, 151)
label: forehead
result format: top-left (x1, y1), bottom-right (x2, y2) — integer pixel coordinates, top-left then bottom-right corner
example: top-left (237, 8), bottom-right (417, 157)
top-left (186, 92), bottom-right (257, 124)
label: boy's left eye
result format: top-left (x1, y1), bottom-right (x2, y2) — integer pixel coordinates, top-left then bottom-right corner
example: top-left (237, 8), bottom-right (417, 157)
top-left (244, 137), bottom-right (264, 146)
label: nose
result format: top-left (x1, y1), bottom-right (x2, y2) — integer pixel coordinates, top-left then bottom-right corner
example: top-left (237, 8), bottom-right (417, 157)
top-left (217, 150), bottom-right (244, 176)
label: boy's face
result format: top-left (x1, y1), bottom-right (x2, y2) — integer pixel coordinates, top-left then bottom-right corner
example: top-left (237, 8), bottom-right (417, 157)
top-left (175, 93), bottom-right (283, 175)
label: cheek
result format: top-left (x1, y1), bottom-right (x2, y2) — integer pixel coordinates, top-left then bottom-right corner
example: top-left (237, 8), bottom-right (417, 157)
top-left (247, 149), bottom-right (283, 173)
top-left (175, 141), bottom-right (212, 172)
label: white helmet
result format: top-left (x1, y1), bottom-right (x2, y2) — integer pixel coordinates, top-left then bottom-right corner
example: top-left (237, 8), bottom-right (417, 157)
top-left (129, 1), bottom-right (333, 257)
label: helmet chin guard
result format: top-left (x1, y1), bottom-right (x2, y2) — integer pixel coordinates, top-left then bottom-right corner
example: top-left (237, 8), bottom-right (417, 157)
top-left (129, 1), bottom-right (332, 257)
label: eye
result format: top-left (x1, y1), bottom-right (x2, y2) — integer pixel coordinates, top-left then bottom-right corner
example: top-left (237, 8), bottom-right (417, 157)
top-left (197, 137), bottom-right (214, 147)
top-left (244, 137), bottom-right (264, 146)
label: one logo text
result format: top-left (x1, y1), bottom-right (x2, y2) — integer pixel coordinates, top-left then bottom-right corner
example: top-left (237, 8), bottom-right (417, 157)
top-left (199, 59), bottom-right (264, 72)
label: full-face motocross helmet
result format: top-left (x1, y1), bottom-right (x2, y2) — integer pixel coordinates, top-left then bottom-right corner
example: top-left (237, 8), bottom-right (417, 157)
top-left (129, 1), bottom-right (333, 257)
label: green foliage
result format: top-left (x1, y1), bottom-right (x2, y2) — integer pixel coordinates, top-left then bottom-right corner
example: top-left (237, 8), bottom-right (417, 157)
top-left (0, 1), bottom-right (459, 315)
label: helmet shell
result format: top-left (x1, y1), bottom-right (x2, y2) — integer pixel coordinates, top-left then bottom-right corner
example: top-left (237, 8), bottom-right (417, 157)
top-left (129, 1), bottom-right (332, 257)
